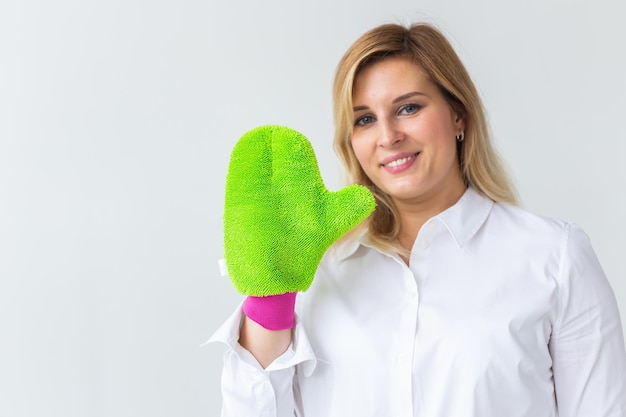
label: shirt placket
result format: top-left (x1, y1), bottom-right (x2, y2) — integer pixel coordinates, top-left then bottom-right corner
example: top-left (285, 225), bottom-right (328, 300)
top-left (388, 254), bottom-right (421, 416)
top-left (407, 220), bottom-right (437, 416)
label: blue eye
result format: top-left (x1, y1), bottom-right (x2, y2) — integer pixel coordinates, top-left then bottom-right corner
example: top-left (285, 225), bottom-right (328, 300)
top-left (399, 104), bottom-right (421, 115)
top-left (355, 115), bottom-right (375, 126)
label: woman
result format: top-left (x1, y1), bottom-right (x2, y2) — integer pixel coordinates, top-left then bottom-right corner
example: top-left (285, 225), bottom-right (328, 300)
top-left (209, 22), bottom-right (626, 416)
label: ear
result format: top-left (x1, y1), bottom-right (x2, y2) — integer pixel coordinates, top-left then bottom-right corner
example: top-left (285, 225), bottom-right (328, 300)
top-left (454, 111), bottom-right (464, 123)
top-left (452, 109), bottom-right (466, 132)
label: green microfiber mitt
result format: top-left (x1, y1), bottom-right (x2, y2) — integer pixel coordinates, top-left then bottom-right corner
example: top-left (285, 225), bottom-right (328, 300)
top-left (224, 125), bottom-right (376, 296)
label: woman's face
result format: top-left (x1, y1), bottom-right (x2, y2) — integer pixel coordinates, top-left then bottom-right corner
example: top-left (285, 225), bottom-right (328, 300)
top-left (351, 56), bottom-right (465, 206)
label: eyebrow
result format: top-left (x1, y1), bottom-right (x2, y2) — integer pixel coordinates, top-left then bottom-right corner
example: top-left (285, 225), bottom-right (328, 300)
top-left (352, 91), bottom-right (426, 112)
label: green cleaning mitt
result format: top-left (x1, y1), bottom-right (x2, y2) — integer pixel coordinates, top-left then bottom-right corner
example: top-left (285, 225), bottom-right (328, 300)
top-left (224, 125), bottom-right (376, 297)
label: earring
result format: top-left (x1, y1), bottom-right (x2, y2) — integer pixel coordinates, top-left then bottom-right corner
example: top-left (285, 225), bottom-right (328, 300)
top-left (455, 130), bottom-right (465, 142)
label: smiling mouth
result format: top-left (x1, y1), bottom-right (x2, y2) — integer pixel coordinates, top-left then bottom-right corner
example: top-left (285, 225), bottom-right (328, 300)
top-left (381, 152), bottom-right (419, 167)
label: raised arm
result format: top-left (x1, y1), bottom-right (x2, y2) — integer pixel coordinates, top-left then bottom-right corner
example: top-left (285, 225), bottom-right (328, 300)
top-left (223, 125), bottom-right (375, 367)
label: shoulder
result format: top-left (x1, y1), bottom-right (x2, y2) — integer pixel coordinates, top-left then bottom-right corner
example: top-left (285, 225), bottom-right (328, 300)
top-left (489, 202), bottom-right (600, 279)
top-left (487, 201), bottom-right (579, 244)
top-left (469, 201), bottom-right (597, 281)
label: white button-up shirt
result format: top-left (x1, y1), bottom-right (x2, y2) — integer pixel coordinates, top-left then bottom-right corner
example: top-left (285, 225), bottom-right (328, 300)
top-left (209, 187), bottom-right (626, 417)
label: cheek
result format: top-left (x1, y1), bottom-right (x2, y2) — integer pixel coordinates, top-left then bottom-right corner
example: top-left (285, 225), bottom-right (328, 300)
top-left (349, 140), bottom-right (378, 183)
top-left (429, 139), bottom-right (458, 172)
top-left (435, 135), bottom-right (457, 153)
top-left (350, 139), bottom-right (368, 167)
top-left (428, 118), bottom-right (459, 160)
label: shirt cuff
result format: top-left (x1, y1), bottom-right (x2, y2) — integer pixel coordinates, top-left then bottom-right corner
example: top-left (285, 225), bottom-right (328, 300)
top-left (205, 302), bottom-right (318, 376)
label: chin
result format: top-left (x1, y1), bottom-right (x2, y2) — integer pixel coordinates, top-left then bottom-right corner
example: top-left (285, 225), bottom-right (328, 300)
top-left (385, 185), bottom-right (425, 200)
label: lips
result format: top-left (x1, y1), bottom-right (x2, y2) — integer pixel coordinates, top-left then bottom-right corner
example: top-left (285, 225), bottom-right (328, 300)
top-left (381, 152), bottom-right (420, 167)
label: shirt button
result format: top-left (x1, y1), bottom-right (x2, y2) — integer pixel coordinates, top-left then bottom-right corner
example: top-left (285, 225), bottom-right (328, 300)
top-left (417, 240), bottom-right (430, 250)
top-left (397, 352), bottom-right (409, 364)
top-left (428, 220), bottom-right (441, 233)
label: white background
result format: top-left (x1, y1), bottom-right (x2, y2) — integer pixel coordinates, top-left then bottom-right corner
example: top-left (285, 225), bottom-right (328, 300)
top-left (1, 0), bottom-right (624, 415)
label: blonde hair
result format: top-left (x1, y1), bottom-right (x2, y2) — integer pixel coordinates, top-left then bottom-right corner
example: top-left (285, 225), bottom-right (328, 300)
top-left (333, 22), bottom-right (518, 254)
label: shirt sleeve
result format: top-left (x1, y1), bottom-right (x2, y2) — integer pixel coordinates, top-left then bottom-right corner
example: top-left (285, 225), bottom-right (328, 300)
top-left (549, 224), bottom-right (626, 417)
top-left (206, 304), bottom-right (317, 417)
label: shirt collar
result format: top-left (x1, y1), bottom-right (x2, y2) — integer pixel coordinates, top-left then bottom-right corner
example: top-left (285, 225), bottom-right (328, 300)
top-left (435, 186), bottom-right (494, 249)
top-left (332, 229), bottom-right (368, 261)
top-left (334, 187), bottom-right (494, 261)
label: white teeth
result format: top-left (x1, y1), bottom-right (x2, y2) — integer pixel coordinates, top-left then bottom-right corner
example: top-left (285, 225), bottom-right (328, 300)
top-left (386, 155), bottom-right (413, 167)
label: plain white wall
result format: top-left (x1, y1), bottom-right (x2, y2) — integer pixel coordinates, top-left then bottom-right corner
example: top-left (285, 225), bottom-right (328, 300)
top-left (1, 0), bottom-right (623, 416)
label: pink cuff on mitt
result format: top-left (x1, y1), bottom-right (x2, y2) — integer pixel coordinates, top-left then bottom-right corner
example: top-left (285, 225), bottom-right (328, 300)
top-left (242, 292), bottom-right (297, 330)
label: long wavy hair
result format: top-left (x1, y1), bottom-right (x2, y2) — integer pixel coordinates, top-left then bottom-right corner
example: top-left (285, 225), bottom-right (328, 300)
top-left (333, 22), bottom-right (518, 254)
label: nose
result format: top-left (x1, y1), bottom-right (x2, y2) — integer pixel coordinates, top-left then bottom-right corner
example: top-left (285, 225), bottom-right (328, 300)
top-left (377, 118), bottom-right (404, 147)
